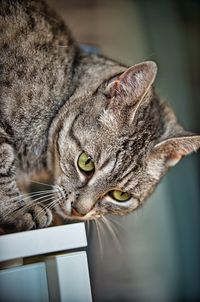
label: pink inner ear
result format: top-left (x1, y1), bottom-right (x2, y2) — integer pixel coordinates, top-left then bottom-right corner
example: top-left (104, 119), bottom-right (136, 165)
top-left (108, 61), bottom-right (158, 101)
top-left (111, 79), bottom-right (123, 96)
top-left (166, 153), bottom-right (182, 167)
top-left (151, 135), bottom-right (200, 167)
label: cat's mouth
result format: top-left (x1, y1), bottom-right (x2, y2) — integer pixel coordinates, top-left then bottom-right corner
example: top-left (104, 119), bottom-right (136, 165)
top-left (58, 204), bottom-right (99, 221)
top-left (54, 186), bottom-right (101, 220)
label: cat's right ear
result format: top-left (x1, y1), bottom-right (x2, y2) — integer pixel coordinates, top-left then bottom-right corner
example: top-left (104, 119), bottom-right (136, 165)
top-left (105, 61), bottom-right (157, 105)
top-left (151, 134), bottom-right (200, 167)
top-left (146, 134), bottom-right (200, 181)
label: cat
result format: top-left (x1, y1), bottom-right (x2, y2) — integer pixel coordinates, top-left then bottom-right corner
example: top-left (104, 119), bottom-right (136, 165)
top-left (0, 0), bottom-right (199, 231)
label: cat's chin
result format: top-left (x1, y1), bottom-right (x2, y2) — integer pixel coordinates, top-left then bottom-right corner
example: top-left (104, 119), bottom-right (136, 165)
top-left (55, 207), bottom-right (101, 222)
top-left (60, 214), bottom-right (100, 222)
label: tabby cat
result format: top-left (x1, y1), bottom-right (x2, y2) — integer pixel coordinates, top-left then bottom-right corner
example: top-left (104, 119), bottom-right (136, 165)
top-left (0, 0), bottom-right (199, 230)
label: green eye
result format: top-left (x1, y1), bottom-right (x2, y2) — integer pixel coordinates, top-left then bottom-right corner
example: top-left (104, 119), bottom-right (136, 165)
top-left (109, 190), bottom-right (131, 202)
top-left (78, 152), bottom-right (95, 173)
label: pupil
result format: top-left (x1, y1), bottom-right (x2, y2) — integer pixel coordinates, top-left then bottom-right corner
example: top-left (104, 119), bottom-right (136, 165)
top-left (85, 158), bottom-right (91, 165)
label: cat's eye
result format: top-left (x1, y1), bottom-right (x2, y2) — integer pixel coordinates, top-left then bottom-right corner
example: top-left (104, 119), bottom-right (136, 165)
top-left (109, 190), bottom-right (131, 202)
top-left (77, 152), bottom-right (95, 173)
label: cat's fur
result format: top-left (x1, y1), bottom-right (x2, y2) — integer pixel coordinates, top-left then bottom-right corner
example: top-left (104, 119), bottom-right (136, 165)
top-left (0, 0), bottom-right (199, 230)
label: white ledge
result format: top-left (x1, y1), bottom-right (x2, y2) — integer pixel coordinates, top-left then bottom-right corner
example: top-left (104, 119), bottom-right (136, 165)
top-left (0, 223), bottom-right (87, 262)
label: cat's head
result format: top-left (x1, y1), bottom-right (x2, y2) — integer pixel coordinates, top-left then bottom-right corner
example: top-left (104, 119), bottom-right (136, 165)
top-left (49, 61), bottom-right (200, 221)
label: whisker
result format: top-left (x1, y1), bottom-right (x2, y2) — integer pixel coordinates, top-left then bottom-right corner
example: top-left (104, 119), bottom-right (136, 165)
top-left (102, 216), bottom-right (122, 253)
top-left (30, 180), bottom-right (54, 187)
top-left (107, 219), bottom-right (121, 238)
top-left (28, 189), bottom-right (55, 195)
top-left (85, 220), bottom-right (90, 236)
top-left (108, 215), bottom-right (125, 231)
top-left (5, 193), bottom-right (56, 220)
top-left (33, 197), bottom-right (62, 221)
top-left (3, 190), bottom-right (55, 204)
top-left (29, 190), bottom-right (56, 200)
top-left (96, 218), bottom-right (106, 240)
top-left (47, 198), bottom-right (62, 211)
top-left (95, 219), bottom-right (103, 258)
top-left (3, 190), bottom-right (55, 213)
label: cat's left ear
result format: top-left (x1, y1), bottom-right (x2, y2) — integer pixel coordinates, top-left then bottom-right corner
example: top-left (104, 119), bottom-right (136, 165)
top-left (151, 134), bottom-right (200, 167)
top-left (106, 61), bottom-right (157, 103)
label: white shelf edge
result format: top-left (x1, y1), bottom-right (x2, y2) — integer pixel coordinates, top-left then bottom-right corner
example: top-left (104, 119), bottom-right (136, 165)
top-left (0, 223), bottom-right (87, 262)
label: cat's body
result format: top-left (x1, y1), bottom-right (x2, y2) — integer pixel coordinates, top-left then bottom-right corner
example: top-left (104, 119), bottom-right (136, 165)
top-left (0, 0), bottom-right (77, 172)
top-left (0, 0), bottom-right (199, 230)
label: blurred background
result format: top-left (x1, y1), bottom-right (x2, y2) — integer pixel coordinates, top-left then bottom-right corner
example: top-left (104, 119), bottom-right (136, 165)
top-left (47, 1), bottom-right (200, 301)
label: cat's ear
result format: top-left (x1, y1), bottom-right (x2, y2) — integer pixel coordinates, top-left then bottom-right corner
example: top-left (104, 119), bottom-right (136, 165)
top-left (151, 134), bottom-right (200, 167)
top-left (106, 61), bottom-right (157, 103)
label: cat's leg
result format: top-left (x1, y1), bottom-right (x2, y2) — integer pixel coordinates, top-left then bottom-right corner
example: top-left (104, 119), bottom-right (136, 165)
top-left (0, 129), bottom-right (53, 230)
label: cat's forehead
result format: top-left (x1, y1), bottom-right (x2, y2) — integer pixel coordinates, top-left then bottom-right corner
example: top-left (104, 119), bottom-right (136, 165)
top-left (85, 133), bottom-right (133, 169)
top-left (84, 136), bottom-right (117, 164)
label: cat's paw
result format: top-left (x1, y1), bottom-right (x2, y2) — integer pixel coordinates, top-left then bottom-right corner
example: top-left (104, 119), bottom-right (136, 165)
top-left (16, 205), bottom-right (53, 231)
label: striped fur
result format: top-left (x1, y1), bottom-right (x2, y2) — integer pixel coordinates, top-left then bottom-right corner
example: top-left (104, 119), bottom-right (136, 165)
top-left (0, 0), bottom-right (199, 230)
